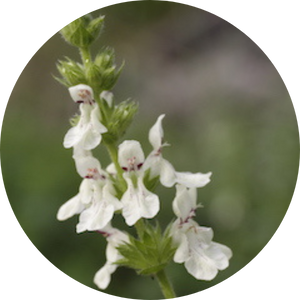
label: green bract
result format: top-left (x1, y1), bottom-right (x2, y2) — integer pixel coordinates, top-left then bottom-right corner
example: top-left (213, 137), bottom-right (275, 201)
top-left (55, 58), bottom-right (86, 87)
top-left (55, 44), bottom-right (124, 95)
top-left (101, 99), bottom-right (139, 144)
top-left (116, 221), bottom-right (176, 276)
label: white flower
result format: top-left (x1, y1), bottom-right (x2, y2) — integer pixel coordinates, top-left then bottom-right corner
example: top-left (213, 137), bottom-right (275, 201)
top-left (172, 222), bottom-right (232, 281)
top-left (118, 140), bottom-right (160, 226)
top-left (57, 153), bottom-right (122, 232)
top-left (63, 85), bottom-right (107, 150)
top-left (69, 84), bottom-right (94, 104)
top-left (76, 182), bottom-right (122, 233)
top-left (171, 185), bottom-right (232, 281)
top-left (144, 114), bottom-right (212, 188)
top-left (121, 176), bottom-right (160, 226)
top-left (94, 224), bottom-right (129, 289)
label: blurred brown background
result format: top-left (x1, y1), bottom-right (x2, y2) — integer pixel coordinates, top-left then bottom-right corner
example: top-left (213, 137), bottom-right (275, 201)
top-left (1, 1), bottom-right (299, 298)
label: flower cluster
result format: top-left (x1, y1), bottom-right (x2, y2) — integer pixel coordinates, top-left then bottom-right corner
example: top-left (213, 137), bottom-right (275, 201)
top-left (55, 15), bottom-right (232, 298)
top-left (56, 84), bottom-right (231, 290)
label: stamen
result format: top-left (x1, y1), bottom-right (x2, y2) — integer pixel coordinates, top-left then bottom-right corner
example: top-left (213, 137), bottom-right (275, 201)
top-left (85, 168), bottom-right (105, 180)
top-left (77, 89), bottom-right (94, 105)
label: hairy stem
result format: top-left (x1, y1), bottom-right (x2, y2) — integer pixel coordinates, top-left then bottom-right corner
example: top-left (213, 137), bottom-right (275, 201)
top-left (156, 269), bottom-right (176, 299)
top-left (79, 47), bottom-right (92, 67)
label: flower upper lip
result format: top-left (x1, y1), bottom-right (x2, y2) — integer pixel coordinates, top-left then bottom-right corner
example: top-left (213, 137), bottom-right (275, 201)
top-left (69, 84), bottom-right (95, 104)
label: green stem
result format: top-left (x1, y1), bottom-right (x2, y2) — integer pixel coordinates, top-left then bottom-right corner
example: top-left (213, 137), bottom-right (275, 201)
top-left (134, 219), bottom-right (145, 239)
top-left (105, 142), bottom-right (127, 193)
top-left (156, 269), bottom-right (176, 299)
top-left (79, 47), bottom-right (92, 68)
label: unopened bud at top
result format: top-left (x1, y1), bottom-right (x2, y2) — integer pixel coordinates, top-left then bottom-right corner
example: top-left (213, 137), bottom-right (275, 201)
top-left (60, 15), bottom-right (105, 48)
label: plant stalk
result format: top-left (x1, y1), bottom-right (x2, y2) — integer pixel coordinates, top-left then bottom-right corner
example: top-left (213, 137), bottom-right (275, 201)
top-left (105, 142), bottom-right (127, 193)
top-left (156, 269), bottom-right (176, 299)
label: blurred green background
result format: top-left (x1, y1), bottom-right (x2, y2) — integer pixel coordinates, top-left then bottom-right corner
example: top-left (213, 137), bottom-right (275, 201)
top-left (1, 1), bottom-right (299, 299)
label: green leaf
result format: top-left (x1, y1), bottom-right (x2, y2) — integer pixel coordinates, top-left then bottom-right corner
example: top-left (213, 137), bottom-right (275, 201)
top-left (116, 221), bottom-right (176, 276)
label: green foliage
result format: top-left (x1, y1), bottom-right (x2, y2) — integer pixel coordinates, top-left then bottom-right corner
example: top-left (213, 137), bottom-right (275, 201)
top-left (55, 57), bottom-right (86, 87)
top-left (102, 99), bottom-right (139, 144)
top-left (56, 21), bottom-right (124, 95)
top-left (116, 221), bottom-right (176, 276)
top-left (86, 47), bottom-right (125, 94)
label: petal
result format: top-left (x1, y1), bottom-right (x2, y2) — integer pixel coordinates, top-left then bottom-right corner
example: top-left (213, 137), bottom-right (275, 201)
top-left (143, 153), bottom-right (162, 179)
top-left (102, 184), bottom-right (123, 211)
top-left (148, 114), bottom-right (165, 151)
top-left (76, 200), bottom-right (114, 233)
top-left (206, 242), bottom-right (232, 270)
top-left (137, 177), bottom-right (160, 218)
top-left (106, 242), bottom-right (122, 263)
top-left (175, 171), bottom-right (212, 188)
top-left (72, 144), bottom-right (92, 160)
top-left (80, 125), bottom-right (102, 150)
top-left (76, 184), bottom-right (115, 233)
top-left (100, 90), bottom-right (114, 107)
top-left (93, 263), bottom-right (117, 290)
top-left (188, 225), bottom-right (214, 246)
top-left (79, 179), bottom-right (94, 204)
top-left (173, 233), bottom-right (190, 263)
top-left (159, 159), bottom-right (176, 187)
top-left (107, 228), bottom-right (130, 246)
top-left (184, 254), bottom-right (218, 281)
top-left (118, 140), bottom-right (145, 169)
top-left (172, 185), bottom-right (196, 219)
top-left (121, 177), bottom-right (159, 226)
top-left (69, 84), bottom-right (94, 103)
top-left (63, 125), bottom-right (84, 149)
top-left (90, 105), bottom-right (108, 134)
top-left (106, 163), bottom-right (117, 175)
top-left (56, 194), bottom-right (84, 221)
top-left (74, 155), bottom-right (102, 178)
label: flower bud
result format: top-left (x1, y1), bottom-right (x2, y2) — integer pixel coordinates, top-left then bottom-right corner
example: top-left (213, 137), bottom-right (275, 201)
top-left (85, 63), bottom-right (102, 91)
top-left (55, 58), bottom-right (86, 87)
top-left (103, 100), bottom-right (138, 144)
top-left (60, 15), bottom-right (105, 48)
top-left (95, 47), bottom-right (116, 69)
top-left (94, 48), bottom-right (125, 91)
top-left (101, 64), bottom-right (124, 91)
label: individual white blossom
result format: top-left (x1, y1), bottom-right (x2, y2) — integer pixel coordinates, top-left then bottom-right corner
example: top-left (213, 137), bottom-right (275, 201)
top-left (76, 181), bottom-right (122, 233)
top-left (144, 114), bottom-right (212, 188)
top-left (63, 84), bottom-right (108, 150)
top-left (118, 140), bottom-right (160, 226)
top-left (171, 184), bottom-right (232, 281)
top-left (57, 152), bottom-right (122, 232)
top-left (94, 224), bottom-right (129, 289)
